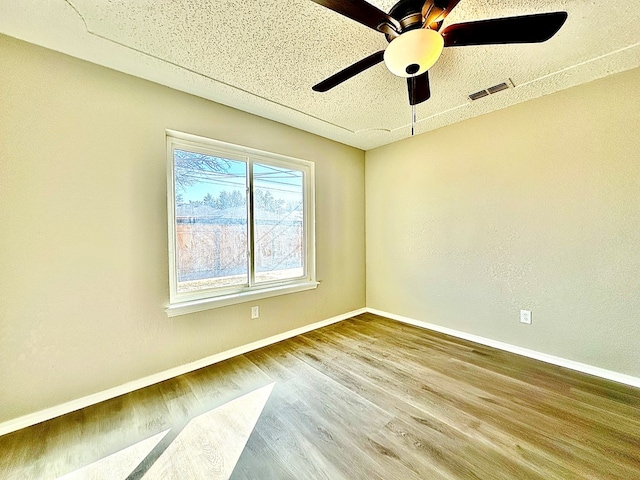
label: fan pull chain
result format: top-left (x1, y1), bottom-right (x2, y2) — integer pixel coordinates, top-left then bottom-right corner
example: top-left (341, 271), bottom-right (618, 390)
top-left (411, 103), bottom-right (416, 136)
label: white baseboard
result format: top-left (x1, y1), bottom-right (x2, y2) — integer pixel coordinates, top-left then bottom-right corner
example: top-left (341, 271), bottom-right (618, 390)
top-left (366, 308), bottom-right (640, 389)
top-left (4, 305), bottom-right (637, 437)
top-left (0, 307), bottom-right (367, 437)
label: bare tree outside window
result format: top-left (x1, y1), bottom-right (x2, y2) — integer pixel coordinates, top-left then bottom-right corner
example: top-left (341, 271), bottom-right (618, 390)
top-left (174, 151), bottom-right (248, 292)
top-left (172, 150), bottom-right (307, 296)
top-left (253, 163), bottom-right (304, 283)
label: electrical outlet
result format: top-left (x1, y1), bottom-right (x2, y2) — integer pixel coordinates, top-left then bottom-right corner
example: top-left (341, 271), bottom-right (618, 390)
top-left (520, 310), bottom-right (532, 324)
top-left (251, 306), bottom-right (260, 319)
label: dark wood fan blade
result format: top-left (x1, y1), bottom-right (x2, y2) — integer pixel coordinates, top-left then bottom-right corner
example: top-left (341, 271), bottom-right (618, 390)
top-left (407, 71), bottom-right (431, 105)
top-left (309, 0), bottom-right (400, 34)
top-left (442, 12), bottom-right (568, 46)
top-left (313, 51), bottom-right (385, 92)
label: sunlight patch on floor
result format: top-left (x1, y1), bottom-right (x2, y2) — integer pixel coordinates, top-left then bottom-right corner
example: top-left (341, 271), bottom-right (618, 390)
top-left (55, 382), bottom-right (274, 480)
top-left (57, 429), bottom-right (170, 480)
top-left (143, 382), bottom-right (275, 479)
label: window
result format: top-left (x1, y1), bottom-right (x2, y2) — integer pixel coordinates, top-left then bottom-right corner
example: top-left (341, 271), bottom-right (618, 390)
top-left (166, 130), bottom-right (316, 316)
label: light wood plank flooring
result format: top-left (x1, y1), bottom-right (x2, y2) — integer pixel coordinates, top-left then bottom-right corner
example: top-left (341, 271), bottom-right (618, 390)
top-left (1, 313), bottom-right (639, 479)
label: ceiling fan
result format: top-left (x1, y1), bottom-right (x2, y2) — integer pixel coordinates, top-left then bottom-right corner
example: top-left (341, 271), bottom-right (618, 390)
top-left (310, 0), bottom-right (568, 105)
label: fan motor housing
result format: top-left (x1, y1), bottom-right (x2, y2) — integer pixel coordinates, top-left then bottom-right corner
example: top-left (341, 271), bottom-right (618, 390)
top-left (386, 0), bottom-right (431, 41)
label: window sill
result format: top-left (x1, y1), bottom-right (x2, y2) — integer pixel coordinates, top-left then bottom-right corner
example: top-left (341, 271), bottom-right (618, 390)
top-left (166, 281), bottom-right (319, 317)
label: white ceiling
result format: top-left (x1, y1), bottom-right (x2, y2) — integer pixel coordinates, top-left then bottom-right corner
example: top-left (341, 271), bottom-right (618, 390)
top-left (1, 0), bottom-right (639, 150)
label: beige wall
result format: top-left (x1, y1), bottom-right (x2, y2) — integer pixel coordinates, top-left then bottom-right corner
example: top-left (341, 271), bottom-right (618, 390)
top-left (2, 30), bottom-right (639, 427)
top-left (0, 35), bottom-right (365, 423)
top-left (366, 67), bottom-right (640, 377)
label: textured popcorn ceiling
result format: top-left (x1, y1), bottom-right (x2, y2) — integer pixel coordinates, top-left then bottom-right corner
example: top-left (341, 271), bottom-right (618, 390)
top-left (0, 0), bottom-right (639, 149)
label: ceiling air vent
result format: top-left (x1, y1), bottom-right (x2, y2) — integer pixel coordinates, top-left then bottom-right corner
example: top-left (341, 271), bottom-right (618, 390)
top-left (487, 82), bottom-right (509, 94)
top-left (469, 90), bottom-right (489, 101)
top-left (469, 79), bottom-right (514, 101)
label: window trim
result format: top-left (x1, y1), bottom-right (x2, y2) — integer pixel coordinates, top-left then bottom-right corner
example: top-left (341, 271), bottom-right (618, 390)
top-left (166, 130), bottom-right (317, 317)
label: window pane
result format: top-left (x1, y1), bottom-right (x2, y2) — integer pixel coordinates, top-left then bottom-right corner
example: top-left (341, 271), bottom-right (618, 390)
top-left (174, 149), bottom-right (248, 293)
top-left (253, 163), bottom-right (304, 283)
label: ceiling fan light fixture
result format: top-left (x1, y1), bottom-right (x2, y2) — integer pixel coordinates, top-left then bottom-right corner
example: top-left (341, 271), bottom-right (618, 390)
top-left (384, 28), bottom-right (444, 78)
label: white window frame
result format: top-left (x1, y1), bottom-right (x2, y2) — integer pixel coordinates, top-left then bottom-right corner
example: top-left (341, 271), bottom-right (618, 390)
top-left (166, 130), bottom-right (317, 317)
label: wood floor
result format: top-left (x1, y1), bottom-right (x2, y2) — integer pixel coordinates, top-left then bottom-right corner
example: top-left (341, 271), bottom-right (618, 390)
top-left (1, 313), bottom-right (639, 479)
